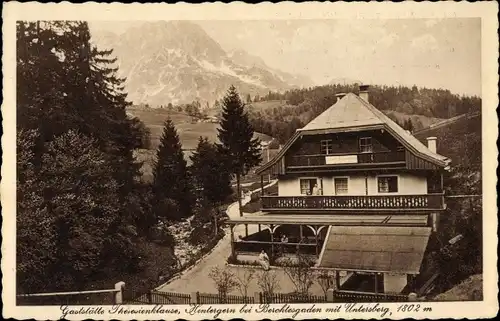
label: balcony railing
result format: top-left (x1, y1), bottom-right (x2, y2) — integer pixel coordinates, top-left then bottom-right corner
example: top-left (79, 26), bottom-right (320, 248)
top-left (288, 151), bottom-right (405, 167)
top-left (261, 194), bottom-right (445, 211)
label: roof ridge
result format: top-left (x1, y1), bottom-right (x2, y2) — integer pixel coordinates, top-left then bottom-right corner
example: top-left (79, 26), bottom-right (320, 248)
top-left (352, 95), bottom-right (449, 162)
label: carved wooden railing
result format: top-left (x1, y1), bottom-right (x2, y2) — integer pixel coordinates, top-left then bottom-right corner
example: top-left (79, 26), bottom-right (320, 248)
top-left (288, 151), bottom-right (406, 167)
top-left (261, 194), bottom-right (445, 211)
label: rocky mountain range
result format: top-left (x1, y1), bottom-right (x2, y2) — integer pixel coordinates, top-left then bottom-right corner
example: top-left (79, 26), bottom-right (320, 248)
top-left (91, 21), bottom-right (314, 106)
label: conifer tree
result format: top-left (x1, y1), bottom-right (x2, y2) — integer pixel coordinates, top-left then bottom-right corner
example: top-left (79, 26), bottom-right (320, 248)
top-left (16, 21), bottom-right (150, 291)
top-left (217, 85), bottom-right (262, 216)
top-left (191, 136), bottom-right (232, 207)
top-left (152, 119), bottom-right (193, 221)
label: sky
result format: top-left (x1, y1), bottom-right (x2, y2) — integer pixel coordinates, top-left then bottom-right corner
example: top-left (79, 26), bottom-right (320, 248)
top-left (91, 18), bottom-right (481, 97)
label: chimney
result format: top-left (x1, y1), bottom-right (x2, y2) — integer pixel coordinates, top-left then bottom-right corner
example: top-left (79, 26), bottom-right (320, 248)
top-left (335, 92), bottom-right (347, 100)
top-left (359, 84), bottom-right (369, 102)
top-left (427, 137), bottom-right (437, 153)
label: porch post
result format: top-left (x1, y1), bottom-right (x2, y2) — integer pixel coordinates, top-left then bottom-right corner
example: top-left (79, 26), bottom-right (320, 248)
top-left (299, 225), bottom-right (304, 240)
top-left (335, 271), bottom-right (341, 290)
top-left (315, 227), bottom-right (319, 256)
top-left (230, 224), bottom-right (236, 259)
top-left (258, 224), bottom-right (261, 232)
top-left (261, 175), bottom-right (264, 195)
top-left (245, 224), bottom-right (249, 237)
top-left (270, 224), bottom-right (275, 258)
top-left (374, 273), bottom-right (378, 294)
top-left (364, 173), bottom-right (369, 195)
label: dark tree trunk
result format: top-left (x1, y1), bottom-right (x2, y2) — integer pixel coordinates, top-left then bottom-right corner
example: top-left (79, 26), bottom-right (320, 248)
top-left (236, 173), bottom-right (242, 217)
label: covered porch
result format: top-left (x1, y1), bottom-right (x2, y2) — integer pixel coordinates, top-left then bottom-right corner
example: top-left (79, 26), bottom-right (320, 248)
top-left (227, 213), bottom-right (430, 266)
top-left (317, 225), bottom-right (432, 294)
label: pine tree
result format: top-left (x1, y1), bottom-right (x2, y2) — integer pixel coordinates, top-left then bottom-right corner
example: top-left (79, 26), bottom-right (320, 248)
top-left (152, 119), bottom-right (193, 221)
top-left (217, 86), bottom-right (262, 216)
top-left (16, 21), bottom-right (150, 291)
top-left (191, 136), bottom-right (232, 207)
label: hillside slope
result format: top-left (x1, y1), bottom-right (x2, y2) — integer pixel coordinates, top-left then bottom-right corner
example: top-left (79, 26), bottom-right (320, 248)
top-left (433, 274), bottom-right (483, 301)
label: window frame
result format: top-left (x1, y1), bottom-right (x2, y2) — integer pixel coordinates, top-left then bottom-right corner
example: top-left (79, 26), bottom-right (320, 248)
top-left (320, 139), bottom-right (333, 155)
top-left (333, 176), bottom-right (349, 195)
top-left (299, 177), bottom-right (318, 195)
top-left (376, 175), bottom-right (399, 194)
top-left (359, 136), bottom-right (373, 154)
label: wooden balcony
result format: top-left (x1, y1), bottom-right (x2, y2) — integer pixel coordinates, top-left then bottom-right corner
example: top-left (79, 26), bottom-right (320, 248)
top-left (261, 194), bottom-right (445, 212)
top-left (288, 151), bottom-right (406, 167)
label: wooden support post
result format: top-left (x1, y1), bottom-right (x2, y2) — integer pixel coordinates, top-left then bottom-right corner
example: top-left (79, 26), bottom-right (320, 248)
top-left (230, 225), bottom-right (236, 259)
top-left (365, 174), bottom-right (369, 195)
top-left (245, 224), bottom-right (248, 237)
top-left (270, 224), bottom-right (274, 258)
top-left (374, 273), bottom-right (378, 294)
top-left (261, 175), bottom-right (264, 195)
top-left (299, 225), bottom-right (304, 240)
top-left (335, 271), bottom-right (341, 290)
top-left (315, 230), bottom-right (319, 256)
top-left (258, 224), bottom-right (261, 232)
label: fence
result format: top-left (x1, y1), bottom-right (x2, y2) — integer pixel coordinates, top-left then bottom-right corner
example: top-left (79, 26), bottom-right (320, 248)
top-left (331, 290), bottom-right (409, 302)
top-left (262, 292), bottom-right (327, 303)
top-left (128, 288), bottom-right (416, 305)
top-left (17, 282), bottom-right (125, 306)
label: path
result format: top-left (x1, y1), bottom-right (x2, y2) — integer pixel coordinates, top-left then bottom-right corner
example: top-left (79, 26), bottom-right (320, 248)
top-left (156, 180), bottom-right (278, 294)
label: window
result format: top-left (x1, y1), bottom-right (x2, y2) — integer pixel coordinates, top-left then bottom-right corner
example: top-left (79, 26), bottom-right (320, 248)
top-left (300, 178), bottom-right (317, 195)
top-left (334, 178), bottom-right (348, 195)
top-left (359, 137), bottom-right (373, 153)
top-left (320, 140), bottom-right (333, 154)
top-left (377, 176), bottom-right (398, 193)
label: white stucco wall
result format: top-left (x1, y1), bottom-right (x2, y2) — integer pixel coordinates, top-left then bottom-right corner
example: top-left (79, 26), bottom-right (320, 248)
top-left (384, 273), bottom-right (408, 293)
top-left (278, 177), bottom-right (301, 196)
top-left (277, 173), bottom-right (427, 196)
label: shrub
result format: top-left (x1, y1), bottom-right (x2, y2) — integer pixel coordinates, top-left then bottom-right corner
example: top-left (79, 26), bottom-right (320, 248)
top-left (150, 226), bottom-right (176, 247)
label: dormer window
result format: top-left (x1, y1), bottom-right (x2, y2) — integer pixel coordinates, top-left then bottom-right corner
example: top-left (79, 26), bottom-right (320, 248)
top-left (320, 140), bottom-right (333, 154)
top-left (359, 137), bottom-right (373, 153)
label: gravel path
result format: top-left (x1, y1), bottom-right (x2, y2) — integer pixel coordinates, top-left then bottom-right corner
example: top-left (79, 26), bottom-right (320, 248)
top-left (156, 180), bottom-right (278, 294)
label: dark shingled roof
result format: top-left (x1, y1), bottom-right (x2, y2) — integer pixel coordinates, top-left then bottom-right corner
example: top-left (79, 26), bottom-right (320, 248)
top-left (318, 226), bottom-right (431, 274)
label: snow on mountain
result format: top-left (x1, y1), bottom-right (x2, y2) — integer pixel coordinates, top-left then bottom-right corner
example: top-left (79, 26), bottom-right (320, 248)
top-left (90, 21), bottom-right (313, 106)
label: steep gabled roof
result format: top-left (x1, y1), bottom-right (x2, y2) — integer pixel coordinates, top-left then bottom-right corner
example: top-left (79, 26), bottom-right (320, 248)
top-left (256, 93), bottom-right (450, 174)
top-left (299, 93), bottom-right (384, 131)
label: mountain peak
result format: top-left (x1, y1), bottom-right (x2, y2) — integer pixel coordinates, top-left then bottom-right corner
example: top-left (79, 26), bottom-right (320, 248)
top-left (90, 21), bottom-right (313, 105)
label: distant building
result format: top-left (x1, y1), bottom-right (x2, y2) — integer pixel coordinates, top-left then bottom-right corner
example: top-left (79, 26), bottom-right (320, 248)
top-left (227, 85), bottom-right (451, 296)
top-left (207, 116), bottom-right (219, 123)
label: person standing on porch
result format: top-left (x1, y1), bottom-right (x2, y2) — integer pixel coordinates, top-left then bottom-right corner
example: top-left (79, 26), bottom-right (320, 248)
top-left (312, 183), bottom-right (322, 195)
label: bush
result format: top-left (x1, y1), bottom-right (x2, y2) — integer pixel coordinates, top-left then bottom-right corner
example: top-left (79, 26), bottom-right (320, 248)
top-left (150, 226), bottom-right (176, 247)
top-left (188, 223), bottom-right (214, 246)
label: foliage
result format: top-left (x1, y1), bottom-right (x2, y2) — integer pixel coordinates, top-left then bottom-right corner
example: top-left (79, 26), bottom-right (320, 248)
top-left (315, 270), bottom-right (336, 295)
top-left (249, 84), bottom-right (481, 143)
top-left (152, 119), bottom-right (194, 221)
top-left (16, 21), bottom-right (154, 293)
top-left (281, 251), bottom-right (316, 295)
top-left (235, 269), bottom-right (256, 297)
top-left (256, 270), bottom-right (281, 297)
top-left (208, 267), bottom-right (239, 300)
top-left (217, 85), bottom-right (262, 214)
top-left (415, 113), bottom-right (482, 293)
top-left (190, 136), bottom-right (232, 207)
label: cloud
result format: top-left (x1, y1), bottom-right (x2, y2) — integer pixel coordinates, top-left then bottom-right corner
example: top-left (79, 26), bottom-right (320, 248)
top-left (424, 19), bottom-right (439, 28)
top-left (378, 33), bottom-right (399, 47)
top-left (411, 34), bottom-right (439, 51)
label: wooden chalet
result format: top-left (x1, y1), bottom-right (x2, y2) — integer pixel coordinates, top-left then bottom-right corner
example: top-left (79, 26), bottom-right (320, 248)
top-left (227, 85), bottom-right (450, 295)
